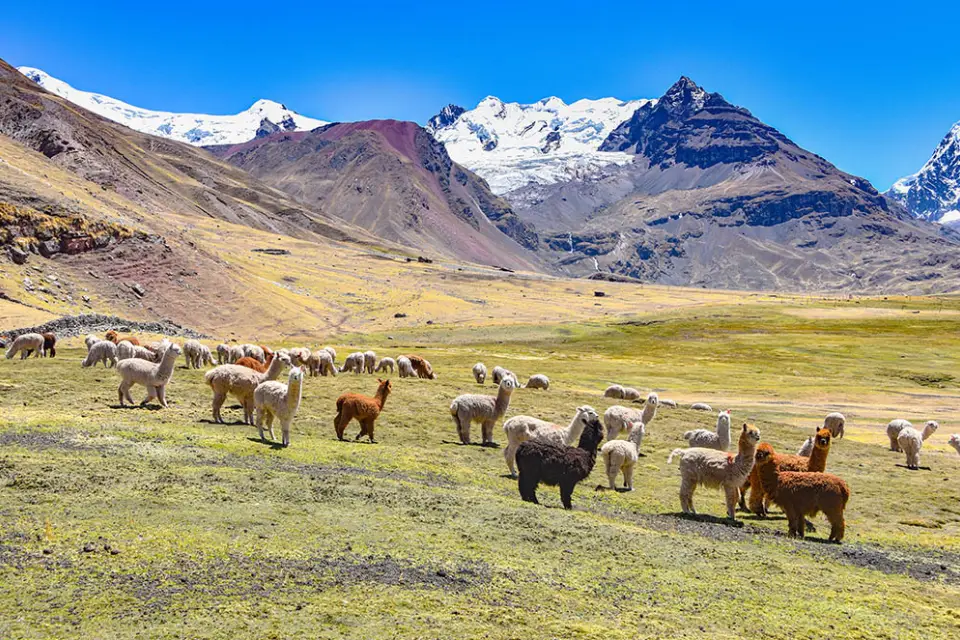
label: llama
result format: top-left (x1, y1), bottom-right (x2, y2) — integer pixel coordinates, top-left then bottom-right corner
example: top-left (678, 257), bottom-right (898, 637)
top-left (746, 428), bottom-right (832, 516)
top-left (115, 343), bottom-right (182, 408)
top-left (897, 421), bottom-right (939, 470)
top-left (604, 384), bottom-right (626, 399)
top-left (205, 353), bottom-right (290, 424)
top-left (600, 421), bottom-right (645, 490)
top-left (949, 434), bottom-right (960, 455)
top-left (492, 366), bottom-right (517, 386)
top-left (668, 423), bottom-right (761, 520)
top-left (254, 366), bottom-right (304, 447)
top-left (334, 378), bottom-right (392, 443)
top-left (341, 352), bottom-right (365, 374)
top-left (502, 406), bottom-right (601, 478)
top-left (524, 374), bottom-right (550, 390)
top-left (450, 378), bottom-right (516, 447)
top-left (363, 350), bottom-right (377, 374)
top-left (397, 356), bottom-right (416, 378)
top-left (41, 332), bottom-right (57, 358)
top-left (754, 443), bottom-right (850, 542)
top-left (5, 333), bottom-right (44, 359)
top-left (81, 340), bottom-right (117, 368)
top-left (406, 354), bottom-right (437, 379)
top-left (473, 362), bottom-right (487, 384)
top-left (823, 412), bottom-right (845, 439)
top-left (516, 410), bottom-right (605, 509)
top-left (374, 357), bottom-right (395, 374)
top-left (683, 410), bottom-right (732, 450)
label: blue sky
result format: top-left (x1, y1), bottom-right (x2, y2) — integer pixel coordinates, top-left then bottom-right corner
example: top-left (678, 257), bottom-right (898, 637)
top-left (2, 0), bottom-right (958, 189)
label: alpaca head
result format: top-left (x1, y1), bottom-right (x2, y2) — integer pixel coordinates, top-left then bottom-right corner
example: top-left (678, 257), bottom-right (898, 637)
top-left (922, 420), bottom-right (939, 440)
top-left (739, 423), bottom-right (761, 447)
top-left (754, 442), bottom-right (776, 467)
top-left (628, 421), bottom-right (646, 446)
top-left (814, 427), bottom-right (832, 451)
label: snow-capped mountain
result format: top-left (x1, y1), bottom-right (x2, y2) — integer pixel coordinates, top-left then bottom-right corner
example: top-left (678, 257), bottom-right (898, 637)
top-left (887, 122), bottom-right (960, 225)
top-left (427, 95), bottom-right (653, 194)
top-left (17, 66), bottom-right (327, 147)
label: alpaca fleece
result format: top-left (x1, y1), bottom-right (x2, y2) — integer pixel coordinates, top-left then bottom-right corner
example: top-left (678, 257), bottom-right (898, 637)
top-left (746, 428), bottom-right (832, 515)
top-left (897, 421), bottom-right (938, 469)
top-left (374, 356), bottom-right (395, 374)
top-left (406, 355), bottom-right (437, 379)
top-left (205, 354), bottom-right (289, 424)
top-left (335, 378), bottom-right (392, 443)
top-left (683, 410), bottom-right (732, 450)
top-left (754, 443), bottom-right (850, 542)
top-left (503, 406), bottom-right (600, 477)
top-left (451, 378), bottom-right (516, 446)
top-left (668, 424), bottom-right (761, 520)
top-left (472, 362), bottom-right (487, 384)
top-left (255, 366), bottom-right (304, 447)
top-left (5, 333), bottom-right (44, 359)
top-left (116, 343), bottom-right (182, 408)
top-left (600, 421), bottom-right (645, 490)
top-left (516, 411), bottom-right (605, 509)
top-left (81, 340), bottom-right (117, 368)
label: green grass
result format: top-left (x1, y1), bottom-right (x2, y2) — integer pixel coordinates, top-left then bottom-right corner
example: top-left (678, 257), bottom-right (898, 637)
top-left (1, 304), bottom-right (959, 638)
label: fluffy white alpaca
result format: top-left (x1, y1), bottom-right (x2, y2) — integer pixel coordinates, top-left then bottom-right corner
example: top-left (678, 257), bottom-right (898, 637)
top-left (524, 374), bottom-right (550, 390)
top-left (5, 333), bottom-right (44, 359)
top-left (341, 351), bottom-right (365, 374)
top-left (600, 421), bottom-right (645, 490)
top-left (683, 410), bottom-right (732, 450)
top-left (948, 434), bottom-right (960, 455)
top-left (450, 378), bottom-right (516, 447)
top-left (823, 412), bottom-right (846, 439)
top-left (254, 366), bottom-right (304, 447)
top-left (897, 421), bottom-right (939, 470)
top-left (374, 357), bottom-right (395, 374)
top-left (472, 362), bottom-right (487, 384)
top-left (690, 403), bottom-right (713, 411)
top-left (363, 350), bottom-right (377, 374)
top-left (397, 356), bottom-right (416, 378)
top-left (886, 419), bottom-right (915, 452)
top-left (205, 353), bottom-right (290, 424)
top-left (604, 384), bottom-right (625, 399)
top-left (668, 423), bottom-right (762, 520)
top-left (115, 343), bottom-right (182, 407)
top-left (81, 340), bottom-right (117, 368)
top-left (502, 406), bottom-right (600, 478)
top-left (84, 334), bottom-right (100, 351)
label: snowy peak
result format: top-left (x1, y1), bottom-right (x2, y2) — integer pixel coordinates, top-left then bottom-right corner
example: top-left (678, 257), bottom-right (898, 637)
top-left (429, 94), bottom-right (654, 193)
top-left (17, 66), bottom-right (327, 147)
top-left (887, 122), bottom-right (960, 225)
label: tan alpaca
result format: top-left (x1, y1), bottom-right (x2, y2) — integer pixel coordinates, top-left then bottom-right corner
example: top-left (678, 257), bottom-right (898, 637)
top-left (668, 423), bottom-right (761, 520)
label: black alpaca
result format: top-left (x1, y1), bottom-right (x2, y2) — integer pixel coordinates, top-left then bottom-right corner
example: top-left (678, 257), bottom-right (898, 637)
top-left (515, 411), bottom-right (604, 509)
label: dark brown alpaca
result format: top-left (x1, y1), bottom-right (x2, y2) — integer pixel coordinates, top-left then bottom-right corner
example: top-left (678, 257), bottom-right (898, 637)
top-left (746, 428), bottom-right (832, 516)
top-left (754, 443), bottom-right (850, 542)
top-left (334, 378), bottom-right (392, 443)
top-left (235, 352), bottom-right (274, 373)
top-left (41, 332), bottom-right (57, 357)
top-left (105, 330), bottom-right (140, 346)
top-left (405, 354), bottom-right (437, 379)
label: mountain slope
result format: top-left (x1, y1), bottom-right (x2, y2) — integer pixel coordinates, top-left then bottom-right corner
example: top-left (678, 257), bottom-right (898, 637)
top-left (887, 122), bottom-right (960, 225)
top-left (427, 95), bottom-right (651, 194)
top-left (18, 66), bottom-right (327, 146)
top-left (210, 120), bottom-right (543, 270)
top-left (508, 77), bottom-right (960, 294)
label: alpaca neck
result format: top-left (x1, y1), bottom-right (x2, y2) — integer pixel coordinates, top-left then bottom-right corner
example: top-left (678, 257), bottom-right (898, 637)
top-left (808, 443), bottom-right (830, 471)
top-left (494, 387), bottom-right (512, 417)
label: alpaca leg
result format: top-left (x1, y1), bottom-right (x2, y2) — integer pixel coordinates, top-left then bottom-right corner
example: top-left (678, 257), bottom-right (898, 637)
top-left (724, 486), bottom-right (739, 520)
top-left (679, 477), bottom-right (695, 514)
top-left (559, 482), bottom-right (575, 510)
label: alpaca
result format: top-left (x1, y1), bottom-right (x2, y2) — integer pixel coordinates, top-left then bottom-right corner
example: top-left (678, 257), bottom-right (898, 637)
top-left (41, 332), bottom-right (57, 358)
top-left (668, 423), bottom-right (761, 520)
top-left (524, 374), bottom-right (550, 390)
top-left (823, 412), bottom-right (846, 439)
top-left (363, 350), bottom-right (377, 374)
top-left (450, 378), bottom-right (516, 447)
top-left (600, 421), bottom-right (645, 490)
top-left (84, 334), bottom-right (100, 351)
top-left (604, 384), bottom-right (625, 399)
top-left (205, 353), bottom-right (290, 424)
top-left (5, 333), bottom-right (44, 359)
top-left (406, 355), bottom-right (437, 379)
top-left (516, 410), bottom-right (605, 509)
top-left (503, 406), bottom-right (601, 477)
top-left (374, 356), bottom-right (395, 374)
top-left (397, 356), bottom-right (416, 378)
top-left (334, 378), bottom-right (392, 443)
top-left (897, 421), bottom-right (939, 470)
top-left (492, 366), bottom-right (517, 386)
top-left (754, 443), bottom-right (850, 542)
top-left (949, 434), bottom-right (960, 455)
top-left (886, 419), bottom-right (915, 452)
top-left (105, 330), bottom-right (140, 346)
top-left (683, 410), bottom-right (732, 450)
top-left (473, 362), bottom-right (487, 384)
top-left (254, 366), bottom-right (304, 447)
top-left (622, 387), bottom-right (641, 401)
top-left (216, 343), bottom-right (231, 365)
top-left (341, 351), bottom-right (365, 374)
top-left (81, 340), bottom-right (117, 368)
top-left (746, 428), bottom-right (832, 516)
top-left (115, 343), bottom-right (182, 408)
top-left (690, 403), bottom-right (713, 411)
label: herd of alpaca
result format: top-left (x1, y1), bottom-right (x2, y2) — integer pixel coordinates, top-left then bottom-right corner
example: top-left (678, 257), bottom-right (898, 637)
top-left (6, 332), bottom-right (959, 542)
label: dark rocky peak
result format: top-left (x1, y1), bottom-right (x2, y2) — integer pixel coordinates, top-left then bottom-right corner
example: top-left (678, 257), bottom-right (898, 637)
top-left (427, 104), bottom-right (466, 132)
top-left (256, 118), bottom-right (280, 138)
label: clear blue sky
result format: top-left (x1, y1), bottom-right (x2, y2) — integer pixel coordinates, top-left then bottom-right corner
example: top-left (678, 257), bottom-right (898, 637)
top-left (2, 0), bottom-right (958, 189)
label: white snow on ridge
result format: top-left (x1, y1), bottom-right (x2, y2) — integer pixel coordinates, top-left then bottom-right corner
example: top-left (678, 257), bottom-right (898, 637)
top-left (428, 95), bottom-right (653, 194)
top-left (17, 66), bottom-right (327, 147)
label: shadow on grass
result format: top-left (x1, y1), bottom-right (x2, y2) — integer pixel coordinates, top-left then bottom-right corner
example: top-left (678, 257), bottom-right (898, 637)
top-left (669, 512), bottom-right (745, 528)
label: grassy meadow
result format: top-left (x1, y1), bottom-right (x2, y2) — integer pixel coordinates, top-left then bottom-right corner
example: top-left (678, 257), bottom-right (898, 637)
top-left (1, 299), bottom-right (959, 638)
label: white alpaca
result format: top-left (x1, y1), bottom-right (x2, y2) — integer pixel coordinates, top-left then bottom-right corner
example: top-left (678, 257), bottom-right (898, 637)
top-left (374, 357), bottom-right (395, 374)
top-left (216, 343), bottom-right (231, 364)
top-left (115, 343), bottom-right (182, 407)
top-left (254, 366), bottom-right (304, 447)
top-left (81, 340), bottom-right (117, 368)
top-left (472, 362), bottom-right (487, 384)
top-left (668, 423), bottom-right (762, 520)
top-left (604, 384), bottom-right (625, 399)
top-left (823, 412), bottom-right (845, 439)
top-left (886, 419), bottom-right (914, 452)
top-left (524, 374), bottom-right (550, 390)
top-left (690, 403), bottom-right (713, 411)
top-left (948, 434), bottom-right (960, 455)
top-left (622, 387), bottom-right (641, 401)
top-left (605, 394), bottom-right (658, 440)
top-left (492, 366), bottom-right (518, 386)
top-left (502, 406), bottom-right (600, 478)
top-left (205, 353), bottom-right (290, 424)
top-left (897, 421), bottom-right (938, 470)
top-left (683, 410), bottom-right (732, 450)
top-left (450, 378), bottom-right (516, 447)
top-left (5, 333), bottom-right (44, 359)
top-left (397, 356), bottom-right (416, 378)
top-left (116, 340), bottom-right (136, 361)
top-left (84, 334), bottom-right (100, 351)
top-left (363, 350), bottom-right (377, 374)
top-left (600, 422), bottom-right (645, 490)
top-left (341, 351), bottom-right (365, 374)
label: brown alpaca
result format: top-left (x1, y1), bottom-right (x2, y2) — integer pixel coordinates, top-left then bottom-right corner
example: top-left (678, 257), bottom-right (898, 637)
top-left (405, 354), bottom-right (437, 379)
top-left (235, 352), bottom-right (274, 373)
top-left (754, 443), bottom-right (850, 542)
top-left (334, 378), bottom-right (392, 443)
top-left (105, 330), bottom-right (140, 346)
top-left (746, 428), bottom-right (832, 516)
